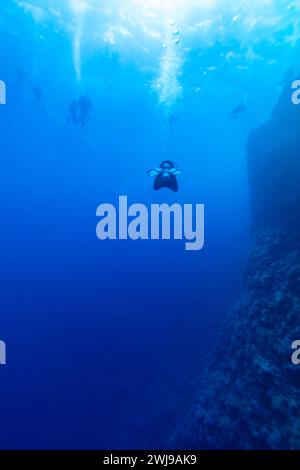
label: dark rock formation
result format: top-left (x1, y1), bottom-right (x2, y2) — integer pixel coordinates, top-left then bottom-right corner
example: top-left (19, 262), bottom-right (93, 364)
top-left (172, 75), bottom-right (300, 449)
top-left (248, 73), bottom-right (300, 230)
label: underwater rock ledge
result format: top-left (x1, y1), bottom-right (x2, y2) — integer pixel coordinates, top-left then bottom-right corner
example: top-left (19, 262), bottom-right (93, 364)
top-left (171, 78), bottom-right (300, 450)
top-left (248, 73), bottom-right (300, 231)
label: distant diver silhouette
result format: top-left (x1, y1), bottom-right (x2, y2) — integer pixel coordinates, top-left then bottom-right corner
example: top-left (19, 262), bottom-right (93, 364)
top-left (68, 95), bottom-right (92, 126)
top-left (147, 160), bottom-right (182, 192)
top-left (168, 114), bottom-right (180, 126)
top-left (16, 67), bottom-right (28, 86)
top-left (32, 85), bottom-right (46, 114)
top-left (227, 104), bottom-right (246, 123)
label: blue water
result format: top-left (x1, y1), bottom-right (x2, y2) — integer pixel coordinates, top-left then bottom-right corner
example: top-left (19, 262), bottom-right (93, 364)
top-left (0, 0), bottom-right (299, 449)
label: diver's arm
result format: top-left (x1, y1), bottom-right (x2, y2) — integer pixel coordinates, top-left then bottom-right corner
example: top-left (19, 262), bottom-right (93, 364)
top-left (147, 168), bottom-right (161, 177)
top-left (170, 168), bottom-right (182, 175)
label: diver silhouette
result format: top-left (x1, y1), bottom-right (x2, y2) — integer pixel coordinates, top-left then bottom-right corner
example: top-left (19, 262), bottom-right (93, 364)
top-left (16, 67), bottom-right (28, 86)
top-left (147, 160), bottom-right (182, 192)
top-left (68, 95), bottom-right (92, 126)
top-left (227, 104), bottom-right (246, 123)
top-left (32, 85), bottom-right (46, 114)
top-left (168, 114), bottom-right (180, 126)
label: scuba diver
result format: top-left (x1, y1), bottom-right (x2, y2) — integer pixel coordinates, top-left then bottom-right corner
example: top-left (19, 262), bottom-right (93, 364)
top-left (68, 95), bottom-right (92, 126)
top-left (168, 114), bottom-right (180, 126)
top-left (32, 85), bottom-right (46, 114)
top-left (16, 67), bottom-right (28, 86)
top-left (227, 103), bottom-right (246, 123)
top-left (147, 160), bottom-right (182, 192)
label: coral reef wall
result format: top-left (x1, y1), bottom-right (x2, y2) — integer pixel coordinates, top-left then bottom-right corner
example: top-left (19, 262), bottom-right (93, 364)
top-left (172, 76), bottom-right (300, 450)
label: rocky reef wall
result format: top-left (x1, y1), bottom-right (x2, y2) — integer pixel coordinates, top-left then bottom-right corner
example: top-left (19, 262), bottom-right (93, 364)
top-left (172, 76), bottom-right (300, 449)
top-left (248, 76), bottom-right (300, 231)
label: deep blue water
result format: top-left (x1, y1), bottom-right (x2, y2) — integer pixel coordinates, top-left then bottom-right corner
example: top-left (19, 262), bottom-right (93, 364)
top-left (0, 0), bottom-right (299, 449)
